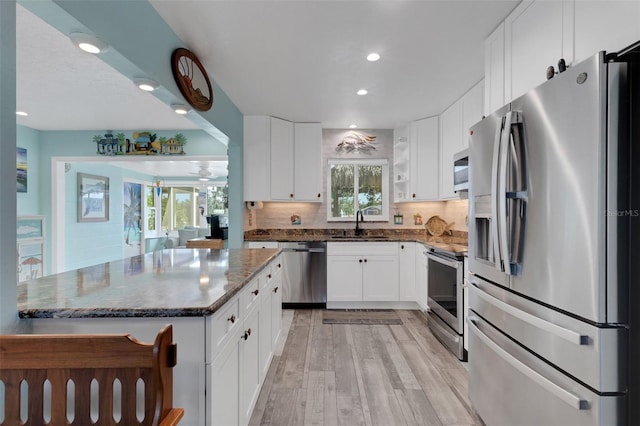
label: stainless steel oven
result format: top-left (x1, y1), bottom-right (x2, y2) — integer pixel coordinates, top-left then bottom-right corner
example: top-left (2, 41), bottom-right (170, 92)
top-left (425, 247), bottom-right (466, 360)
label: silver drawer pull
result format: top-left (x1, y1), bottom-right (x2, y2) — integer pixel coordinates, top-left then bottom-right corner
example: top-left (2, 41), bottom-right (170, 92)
top-left (469, 318), bottom-right (589, 411)
top-left (472, 281), bottom-right (589, 346)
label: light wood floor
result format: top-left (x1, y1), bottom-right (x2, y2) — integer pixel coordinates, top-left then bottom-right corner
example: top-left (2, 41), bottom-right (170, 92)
top-left (249, 309), bottom-right (483, 426)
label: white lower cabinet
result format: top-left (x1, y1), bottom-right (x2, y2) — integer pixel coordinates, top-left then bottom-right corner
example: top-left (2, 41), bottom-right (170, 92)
top-left (398, 242), bottom-right (416, 301)
top-left (210, 332), bottom-right (240, 426)
top-left (207, 256), bottom-right (282, 426)
top-left (327, 242), bottom-right (399, 302)
top-left (239, 305), bottom-right (261, 426)
top-left (271, 260), bottom-right (283, 348)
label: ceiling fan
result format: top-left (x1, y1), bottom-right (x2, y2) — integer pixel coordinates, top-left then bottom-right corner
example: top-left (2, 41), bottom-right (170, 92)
top-left (189, 165), bottom-right (215, 178)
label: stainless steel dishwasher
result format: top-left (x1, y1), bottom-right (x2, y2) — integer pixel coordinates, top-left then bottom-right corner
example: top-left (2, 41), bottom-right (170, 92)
top-left (279, 242), bottom-right (326, 308)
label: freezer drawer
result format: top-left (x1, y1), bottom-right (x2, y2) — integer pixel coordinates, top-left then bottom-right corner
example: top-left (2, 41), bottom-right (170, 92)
top-left (469, 276), bottom-right (627, 393)
top-left (468, 315), bottom-right (625, 426)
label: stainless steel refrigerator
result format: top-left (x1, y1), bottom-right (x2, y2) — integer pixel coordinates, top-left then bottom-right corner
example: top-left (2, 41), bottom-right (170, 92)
top-left (467, 50), bottom-right (634, 426)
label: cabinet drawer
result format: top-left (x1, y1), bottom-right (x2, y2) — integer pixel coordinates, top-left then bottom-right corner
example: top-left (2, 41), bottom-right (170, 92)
top-left (240, 277), bottom-right (262, 316)
top-left (209, 297), bottom-right (240, 357)
top-left (260, 267), bottom-right (272, 291)
top-left (327, 242), bottom-right (398, 256)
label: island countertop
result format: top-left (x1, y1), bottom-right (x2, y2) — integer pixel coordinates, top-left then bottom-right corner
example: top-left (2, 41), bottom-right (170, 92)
top-left (18, 248), bottom-right (280, 319)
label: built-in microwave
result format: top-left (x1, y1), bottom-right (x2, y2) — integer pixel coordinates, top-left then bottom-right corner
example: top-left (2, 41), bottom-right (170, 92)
top-left (453, 149), bottom-right (469, 193)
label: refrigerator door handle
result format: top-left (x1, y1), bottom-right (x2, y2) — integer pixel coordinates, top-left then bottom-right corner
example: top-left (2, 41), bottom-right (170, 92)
top-left (497, 112), bottom-right (512, 275)
top-left (498, 111), bottom-right (527, 275)
top-left (491, 116), bottom-right (505, 272)
top-left (470, 279), bottom-right (589, 345)
top-left (468, 317), bottom-right (590, 411)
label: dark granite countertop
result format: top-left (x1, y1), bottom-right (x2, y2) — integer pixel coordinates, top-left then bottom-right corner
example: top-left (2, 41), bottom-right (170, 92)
top-left (244, 229), bottom-right (468, 255)
top-left (18, 248), bottom-right (280, 319)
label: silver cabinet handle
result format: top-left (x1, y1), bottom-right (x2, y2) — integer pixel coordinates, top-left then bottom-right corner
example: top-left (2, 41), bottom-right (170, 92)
top-left (470, 280), bottom-right (588, 346)
top-left (468, 318), bottom-right (589, 411)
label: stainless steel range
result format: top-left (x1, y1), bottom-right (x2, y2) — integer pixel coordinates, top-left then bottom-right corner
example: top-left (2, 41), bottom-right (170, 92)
top-left (425, 242), bottom-right (467, 361)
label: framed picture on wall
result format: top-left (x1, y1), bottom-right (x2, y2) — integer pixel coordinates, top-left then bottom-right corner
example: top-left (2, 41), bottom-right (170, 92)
top-left (17, 147), bottom-right (27, 193)
top-left (77, 173), bottom-right (109, 222)
top-left (17, 240), bottom-right (44, 282)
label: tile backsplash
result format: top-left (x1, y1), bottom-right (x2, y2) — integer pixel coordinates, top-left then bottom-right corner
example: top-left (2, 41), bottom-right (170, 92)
top-left (245, 199), bottom-right (468, 232)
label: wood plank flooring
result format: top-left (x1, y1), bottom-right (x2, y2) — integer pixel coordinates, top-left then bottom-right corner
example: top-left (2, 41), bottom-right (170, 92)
top-left (249, 309), bottom-right (483, 426)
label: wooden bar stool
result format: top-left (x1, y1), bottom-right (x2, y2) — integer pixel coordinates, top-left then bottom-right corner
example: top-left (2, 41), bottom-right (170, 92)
top-left (0, 324), bottom-right (183, 425)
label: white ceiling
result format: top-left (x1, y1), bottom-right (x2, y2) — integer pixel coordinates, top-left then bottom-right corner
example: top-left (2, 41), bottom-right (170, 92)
top-left (15, 1), bottom-right (519, 177)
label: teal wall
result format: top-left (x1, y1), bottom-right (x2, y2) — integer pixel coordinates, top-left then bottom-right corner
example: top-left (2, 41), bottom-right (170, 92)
top-left (1, 0), bottom-right (18, 331)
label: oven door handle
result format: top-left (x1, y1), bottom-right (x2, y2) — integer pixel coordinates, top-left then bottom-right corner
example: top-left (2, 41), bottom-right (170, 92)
top-left (425, 252), bottom-right (460, 269)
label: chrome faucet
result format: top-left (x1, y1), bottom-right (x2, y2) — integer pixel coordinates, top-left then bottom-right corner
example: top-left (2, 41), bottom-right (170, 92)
top-left (355, 210), bottom-right (364, 235)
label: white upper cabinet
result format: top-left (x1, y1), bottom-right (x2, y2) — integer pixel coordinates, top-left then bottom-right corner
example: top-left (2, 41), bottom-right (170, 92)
top-left (438, 80), bottom-right (483, 200)
top-left (574, 1), bottom-right (640, 63)
top-left (393, 117), bottom-right (439, 203)
top-left (438, 99), bottom-right (463, 200)
top-left (463, 80), bottom-right (484, 137)
top-left (411, 117), bottom-right (440, 201)
top-left (504, 1), bottom-right (569, 102)
top-left (269, 117), bottom-right (295, 200)
top-left (491, 0), bottom-right (640, 107)
top-left (292, 123), bottom-right (322, 201)
top-left (244, 116), bottom-right (322, 202)
top-left (484, 23), bottom-right (505, 116)
top-left (244, 116), bottom-right (271, 201)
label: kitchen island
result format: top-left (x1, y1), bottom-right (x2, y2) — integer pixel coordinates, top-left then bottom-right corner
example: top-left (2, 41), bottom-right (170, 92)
top-left (18, 248), bottom-right (284, 426)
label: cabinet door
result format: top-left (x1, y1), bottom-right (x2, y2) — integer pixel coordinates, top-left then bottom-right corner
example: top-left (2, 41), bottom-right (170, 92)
top-left (243, 116), bottom-right (271, 201)
top-left (439, 100), bottom-right (463, 199)
top-left (259, 288), bottom-right (272, 382)
top-left (209, 337), bottom-right (240, 426)
top-left (327, 256), bottom-right (363, 301)
top-left (463, 80), bottom-right (484, 138)
top-left (362, 256), bottom-right (399, 301)
top-left (415, 244), bottom-right (429, 310)
top-left (505, 1), bottom-right (565, 102)
top-left (484, 23), bottom-right (505, 116)
top-left (398, 242), bottom-right (416, 301)
top-left (294, 123), bottom-right (322, 201)
top-left (410, 117), bottom-right (439, 201)
top-left (270, 117), bottom-right (295, 200)
top-left (239, 307), bottom-right (261, 426)
top-left (271, 275), bottom-right (283, 348)
top-left (574, 1), bottom-right (640, 63)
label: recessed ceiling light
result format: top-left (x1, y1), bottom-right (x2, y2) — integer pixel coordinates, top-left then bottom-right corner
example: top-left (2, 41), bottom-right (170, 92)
top-left (357, 89), bottom-right (368, 96)
top-left (349, 124), bottom-right (358, 129)
top-left (199, 178), bottom-right (209, 182)
top-left (171, 103), bottom-right (191, 115)
top-left (133, 78), bottom-right (160, 92)
top-left (16, 111), bottom-right (28, 117)
top-left (69, 32), bottom-right (108, 54)
top-left (367, 53), bottom-right (380, 62)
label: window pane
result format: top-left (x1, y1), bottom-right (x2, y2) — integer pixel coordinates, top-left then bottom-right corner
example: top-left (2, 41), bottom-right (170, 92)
top-left (173, 188), bottom-right (194, 229)
top-left (330, 164), bottom-right (355, 218)
top-left (145, 186), bottom-right (155, 231)
top-left (358, 165), bottom-right (383, 216)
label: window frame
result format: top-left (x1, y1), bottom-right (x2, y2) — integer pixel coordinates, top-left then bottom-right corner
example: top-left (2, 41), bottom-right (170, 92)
top-left (326, 158), bottom-right (389, 222)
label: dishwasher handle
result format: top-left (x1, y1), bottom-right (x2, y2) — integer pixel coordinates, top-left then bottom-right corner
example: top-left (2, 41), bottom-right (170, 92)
top-left (281, 248), bottom-right (326, 253)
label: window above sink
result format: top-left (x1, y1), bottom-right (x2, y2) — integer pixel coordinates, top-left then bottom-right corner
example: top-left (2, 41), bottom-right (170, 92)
top-left (326, 159), bottom-right (389, 222)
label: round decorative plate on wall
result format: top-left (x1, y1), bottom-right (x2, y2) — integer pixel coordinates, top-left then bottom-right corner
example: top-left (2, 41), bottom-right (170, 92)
top-left (171, 48), bottom-right (213, 111)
